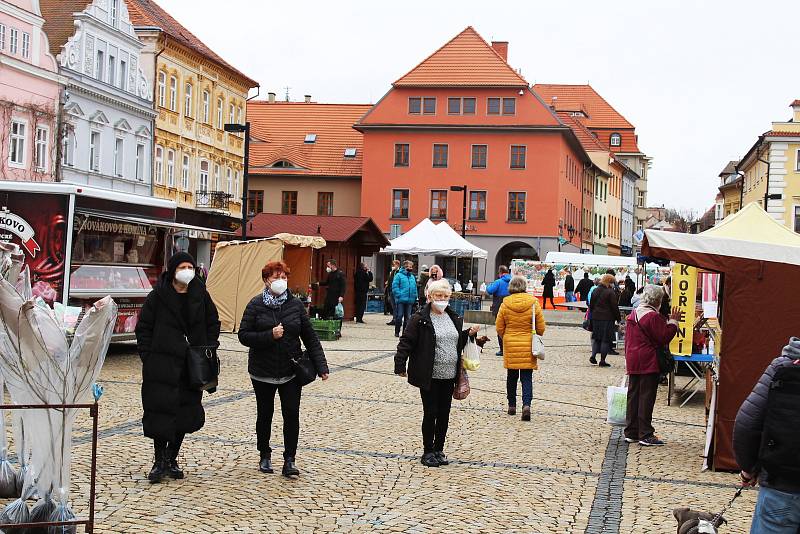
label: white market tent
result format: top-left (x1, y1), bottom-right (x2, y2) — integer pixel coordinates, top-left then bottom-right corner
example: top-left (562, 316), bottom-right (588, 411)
top-left (544, 251), bottom-right (638, 267)
top-left (382, 218), bottom-right (488, 258)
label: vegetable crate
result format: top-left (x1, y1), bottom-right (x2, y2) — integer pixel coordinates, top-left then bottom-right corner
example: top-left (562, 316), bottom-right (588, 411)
top-left (311, 318), bottom-right (341, 341)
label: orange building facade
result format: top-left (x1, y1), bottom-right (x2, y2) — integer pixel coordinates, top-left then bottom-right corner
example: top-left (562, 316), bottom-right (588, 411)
top-left (356, 28), bottom-right (590, 279)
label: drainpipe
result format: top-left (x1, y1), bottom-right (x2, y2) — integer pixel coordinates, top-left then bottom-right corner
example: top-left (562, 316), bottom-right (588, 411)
top-left (758, 139), bottom-right (775, 213)
top-left (151, 32), bottom-right (167, 198)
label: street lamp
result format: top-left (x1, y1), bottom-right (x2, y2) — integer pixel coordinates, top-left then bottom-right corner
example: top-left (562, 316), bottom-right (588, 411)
top-left (449, 185), bottom-right (467, 238)
top-left (224, 121), bottom-right (250, 240)
top-left (557, 220), bottom-right (577, 252)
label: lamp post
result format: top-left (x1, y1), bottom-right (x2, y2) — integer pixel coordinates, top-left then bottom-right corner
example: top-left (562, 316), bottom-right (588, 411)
top-left (224, 121), bottom-right (250, 240)
top-left (449, 184), bottom-right (467, 238)
top-left (558, 220), bottom-right (577, 252)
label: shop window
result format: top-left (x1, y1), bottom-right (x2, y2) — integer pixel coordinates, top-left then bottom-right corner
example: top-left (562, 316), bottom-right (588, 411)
top-left (508, 192), bottom-right (526, 222)
top-left (471, 145), bottom-right (487, 169)
top-left (394, 143), bottom-right (409, 167)
top-left (469, 191), bottom-right (487, 221)
top-left (282, 191), bottom-right (297, 215)
top-left (392, 189), bottom-right (409, 219)
top-left (430, 190), bottom-right (447, 220)
top-left (317, 192), bottom-right (334, 216)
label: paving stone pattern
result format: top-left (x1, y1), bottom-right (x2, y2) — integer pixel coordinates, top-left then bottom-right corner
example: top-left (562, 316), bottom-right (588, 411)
top-left (11, 312), bottom-right (756, 533)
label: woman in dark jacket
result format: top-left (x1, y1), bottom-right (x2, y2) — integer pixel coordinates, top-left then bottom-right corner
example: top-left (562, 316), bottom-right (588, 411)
top-left (588, 274), bottom-right (621, 367)
top-left (395, 279), bottom-right (479, 467)
top-left (541, 269), bottom-right (556, 309)
top-left (238, 260), bottom-right (329, 478)
top-left (136, 252), bottom-right (220, 483)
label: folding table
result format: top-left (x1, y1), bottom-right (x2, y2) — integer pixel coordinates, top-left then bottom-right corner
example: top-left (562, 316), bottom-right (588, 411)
top-left (668, 353), bottom-right (714, 407)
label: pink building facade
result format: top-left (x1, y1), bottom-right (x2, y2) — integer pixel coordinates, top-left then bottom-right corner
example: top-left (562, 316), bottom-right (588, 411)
top-left (0, 0), bottom-right (62, 181)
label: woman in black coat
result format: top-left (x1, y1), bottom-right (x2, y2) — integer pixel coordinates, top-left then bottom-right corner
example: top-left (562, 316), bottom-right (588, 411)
top-left (541, 269), bottom-right (556, 309)
top-left (395, 279), bottom-right (479, 467)
top-left (238, 260), bottom-right (329, 478)
top-left (588, 274), bottom-right (621, 367)
top-left (136, 252), bottom-right (220, 483)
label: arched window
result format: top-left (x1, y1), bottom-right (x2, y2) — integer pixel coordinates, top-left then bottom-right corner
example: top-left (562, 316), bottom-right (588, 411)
top-left (157, 72), bottom-right (166, 108)
top-left (610, 133), bottom-right (621, 147)
top-left (169, 76), bottom-right (177, 111)
top-left (184, 83), bottom-right (193, 117)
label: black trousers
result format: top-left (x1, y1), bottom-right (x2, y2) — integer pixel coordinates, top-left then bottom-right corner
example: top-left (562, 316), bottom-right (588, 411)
top-left (154, 433), bottom-right (185, 460)
top-left (419, 379), bottom-right (455, 454)
top-left (252, 378), bottom-right (302, 459)
top-left (355, 291), bottom-right (368, 321)
top-left (625, 373), bottom-right (659, 441)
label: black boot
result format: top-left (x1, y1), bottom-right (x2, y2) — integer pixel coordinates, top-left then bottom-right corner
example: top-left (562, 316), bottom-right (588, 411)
top-left (148, 447), bottom-right (167, 484)
top-left (164, 443), bottom-right (185, 479)
top-left (259, 454), bottom-right (274, 474)
top-left (282, 457), bottom-right (300, 477)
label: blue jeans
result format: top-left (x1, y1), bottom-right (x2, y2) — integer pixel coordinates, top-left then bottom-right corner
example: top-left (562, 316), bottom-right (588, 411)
top-left (394, 301), bottom-right (414, 336)
top-left (751, 486), bottom-right (800, 533)
top-left (565, 291), bottom-right (575, 302)
top-left (507, 369), bottom-right (533, 407)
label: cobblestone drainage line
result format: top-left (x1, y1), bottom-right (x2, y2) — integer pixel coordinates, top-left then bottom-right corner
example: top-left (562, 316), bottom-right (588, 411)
top-left (585, 426), bottom-right (628, 534)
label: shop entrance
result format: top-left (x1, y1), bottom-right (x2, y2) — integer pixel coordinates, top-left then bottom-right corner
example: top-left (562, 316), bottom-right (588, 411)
top-left (496, 241), bottom-right (539, 270)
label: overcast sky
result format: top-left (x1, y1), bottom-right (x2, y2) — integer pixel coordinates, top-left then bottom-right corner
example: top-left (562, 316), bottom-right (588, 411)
top-left (155, 0), bottom-right (799, 214)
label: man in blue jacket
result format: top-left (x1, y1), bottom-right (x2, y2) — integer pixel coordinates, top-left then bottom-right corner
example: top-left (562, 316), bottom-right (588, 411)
top-left (392, 260), bottom-right (418, 337)
top-left (486, 265), bottom-right (511, 356)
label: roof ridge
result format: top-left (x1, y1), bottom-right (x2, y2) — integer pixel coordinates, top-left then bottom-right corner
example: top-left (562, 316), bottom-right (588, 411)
top-left (392, 26), bottom-right (476, 86)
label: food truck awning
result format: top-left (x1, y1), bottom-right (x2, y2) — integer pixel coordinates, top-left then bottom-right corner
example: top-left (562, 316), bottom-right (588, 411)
top-left (76, 210), bottom-right (235, 235)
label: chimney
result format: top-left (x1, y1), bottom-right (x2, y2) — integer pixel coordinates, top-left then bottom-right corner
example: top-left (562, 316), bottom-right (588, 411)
top-left (491, 41), bottom-right (508, 61)
top-left (267, 92), bottom-right (276, 103)
top-left (550, 96), bottom-right (558, 110)
top-left (304, 94), bottom-right (312, 103)
top-left (792, 100), bottom-right (800, 122)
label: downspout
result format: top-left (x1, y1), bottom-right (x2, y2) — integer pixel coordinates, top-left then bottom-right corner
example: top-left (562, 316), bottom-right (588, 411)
top-left (758, 139), bottom-right (771, 212)
top-left (151, 32), bottom-right (167, 198)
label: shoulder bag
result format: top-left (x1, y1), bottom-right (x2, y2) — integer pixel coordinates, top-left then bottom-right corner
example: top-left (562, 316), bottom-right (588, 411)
top-left (290, 351), bottom-right (317, 387)
top-left (532, 302), bottom-right (545, 360)
top-left (633, 310), bottom-right (674, 374)
top-left (186, 343), bottom-right (220, 393)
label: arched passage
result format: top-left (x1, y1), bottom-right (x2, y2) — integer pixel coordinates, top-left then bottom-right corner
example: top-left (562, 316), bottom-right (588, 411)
top-left (495, 241), bottom-right (539, 271)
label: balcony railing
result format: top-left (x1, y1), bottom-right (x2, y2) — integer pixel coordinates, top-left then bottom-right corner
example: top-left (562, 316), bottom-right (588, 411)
top-left (195, 190), bottom-right (232, 211)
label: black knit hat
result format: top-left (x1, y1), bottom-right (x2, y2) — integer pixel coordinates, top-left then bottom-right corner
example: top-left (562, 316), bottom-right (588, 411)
top-left (167, 252), bottom-right (196, 281)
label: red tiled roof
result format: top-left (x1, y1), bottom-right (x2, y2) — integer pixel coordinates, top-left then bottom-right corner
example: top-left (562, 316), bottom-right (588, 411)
top-left (764, 130), bottom-right (800, 137)
top-left (40, 0), bottom-right (95, 58)
top-left (247, 102), bottom-right (372, 176)
top-left (393, 27), bottom-right (528, 87)
top-left (241, 214), bottom-right (389, 246)
top-left (126, 0), bottom-right (258, 87)
top-left (557, 112), bottom-right (607, 153)
top-left (533, 84), bottom-right (634, 129)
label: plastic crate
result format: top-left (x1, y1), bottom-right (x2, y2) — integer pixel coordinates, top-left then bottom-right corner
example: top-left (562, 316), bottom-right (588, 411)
top-left (315, 329), bottom-right (340, 341)
top-left (311, 318), bottom-right (341, 341)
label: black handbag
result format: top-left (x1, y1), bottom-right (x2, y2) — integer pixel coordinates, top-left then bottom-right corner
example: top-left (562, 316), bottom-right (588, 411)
top-left (187, 345), bottom-right (220, 392)
top-left (290, 351), bottom-right (317, 387)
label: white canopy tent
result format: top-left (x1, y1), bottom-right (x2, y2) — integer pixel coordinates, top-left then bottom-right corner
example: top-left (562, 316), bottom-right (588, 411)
top-left (381, 218), bottom-right (488, 258)
top-left (544, 251), bottom-right (638, 267)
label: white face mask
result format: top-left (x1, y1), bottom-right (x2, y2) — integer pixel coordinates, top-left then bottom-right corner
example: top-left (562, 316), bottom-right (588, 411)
top-left (174, 268), bottom-right (195, 285)
top-left (326, 267), bottom-right (332, 273)
top-left (432, 300), bottom-right (448, 312)
top-left (270, 278), bottom-right (288, 295)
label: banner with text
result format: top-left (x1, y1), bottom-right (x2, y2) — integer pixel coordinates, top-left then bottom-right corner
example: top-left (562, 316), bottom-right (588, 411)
top-left (669, 263), bottom-right (698, 356)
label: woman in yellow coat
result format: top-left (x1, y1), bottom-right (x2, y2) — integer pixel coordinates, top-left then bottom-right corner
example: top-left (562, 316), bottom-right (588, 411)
top-left (495, 275), bottom-right (546, 421)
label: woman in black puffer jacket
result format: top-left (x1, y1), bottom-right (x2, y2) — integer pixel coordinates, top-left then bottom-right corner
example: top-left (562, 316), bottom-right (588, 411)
top-left (238, 260), bottom-right (329, 478)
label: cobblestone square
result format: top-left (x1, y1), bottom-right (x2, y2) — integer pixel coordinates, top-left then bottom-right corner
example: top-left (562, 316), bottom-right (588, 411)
top-left (59, 313), bottom-right (753, 533)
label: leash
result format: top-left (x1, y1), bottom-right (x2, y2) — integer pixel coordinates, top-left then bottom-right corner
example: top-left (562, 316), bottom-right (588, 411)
top-left (688, 487), bottom-right (743, 533)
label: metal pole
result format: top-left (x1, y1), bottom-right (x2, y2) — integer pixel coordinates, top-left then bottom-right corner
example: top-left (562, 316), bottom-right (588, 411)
top-left (88, 401), bottom-right (99, 533)
top-left (461, 185), bottom-right (467, 238)
top-left (241, 121), bottom-right (251, 240)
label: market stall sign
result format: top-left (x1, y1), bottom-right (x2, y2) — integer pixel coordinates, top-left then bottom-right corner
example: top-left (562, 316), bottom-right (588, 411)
top-left (0, 211), bottom-right (41, 257)
top-left (669, 263), bottom-right (697, 356)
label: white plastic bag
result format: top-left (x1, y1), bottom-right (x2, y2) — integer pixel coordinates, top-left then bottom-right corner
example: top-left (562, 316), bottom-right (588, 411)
top-left (453, 281), bottom-right (462, 292)
top-left (606, 377), bottom-right (628, 426)
top-left (479, 282), bottom-right (487, 294)
top-left (462, 337), bottom-right (481, 371)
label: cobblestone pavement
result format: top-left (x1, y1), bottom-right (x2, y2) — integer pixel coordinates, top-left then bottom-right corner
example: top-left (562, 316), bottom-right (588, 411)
top-left (54, 312), bottom-right (753, 533)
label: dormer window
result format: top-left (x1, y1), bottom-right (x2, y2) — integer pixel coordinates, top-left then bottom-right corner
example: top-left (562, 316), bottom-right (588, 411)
top-left (610, 133), bottom-right (621, 147)
top-left (344, 148), bottom-right (357, 158)
top-left (271, 160), bottom-right (294, 168)
top-left (304, 134), bottom-right (317, 143)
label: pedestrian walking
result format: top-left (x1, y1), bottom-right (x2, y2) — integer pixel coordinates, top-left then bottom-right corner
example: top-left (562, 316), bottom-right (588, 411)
top-left (495, 275), bottom-right (546, 421)
top-left (575, 272), bottom-right (593, 302)
top-left (588, 274), bottom-right (621, 367)
top-left (424, 264), bottom-right (445, 302)
top-left (619, 278), bottom-right (635, 308)
top-left (734, 337), bottom-right (800, 533)
top-left (623, 285), bottom-right (679, 446)
top-left (385, 260), bottom-right (400, 323)
top-left (392, 260), bottom-right (418, 337)
top-left (417, 264), bottom-right (430, 303)
top-left (541, 268), bottom-right (556, 309)
top-left (354, 262), bottom-right (373, 323)
top-left (394, 279), bottom-right (479, 467)
top-left (486, 265), bottom-right (512, 356)
top-left (320, 259), bottom-right (346, 319)
top-left (564, 269), bottom-right (575, 303)
top-left (136, 252), bottom-right (220, 484)
top-left (238, 261), bottom-right (330, 477)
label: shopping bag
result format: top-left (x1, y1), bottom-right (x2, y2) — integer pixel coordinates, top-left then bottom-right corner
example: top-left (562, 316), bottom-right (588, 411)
top-left (334, 303), bottom-right (344, 319)
top-left (461, 337), bottom-right (481, 371)
top-left (606, 377), bottom-right (628, 426)
top-left (453, 368), bottom-right (470, 400)
top-left (531, 303), bottom-right (545, 360)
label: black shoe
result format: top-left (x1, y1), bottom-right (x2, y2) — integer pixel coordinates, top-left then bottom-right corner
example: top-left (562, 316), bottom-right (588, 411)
top-left (148, 459), bottom-right (166, 483)
top-left (599, 361), bottom-right (611, 367)
top-left (259, 456), bottom-right (274, 474)
top-left (387, 321), bottom-right (396, 326)
top-left (356, 320), bottom-right (365, 324)
top-left (164, 459), bottom-right (184, 480)
top-left (609, 350), bottom-right (620, 355)
top-left (420, 452), bottom-right (440, 467)
top-left (434, 451), bottom-right (449, 465)
top-left (507, 405), bottom-right (516, 416)
top-left (394, 333), bottom-right (400, 337)
top-left (589, 357), bottom-right (597, 365)
top-left (521, 406), bottom-right (531, 421)
top-left (282, 457), bottom-right (300, 477)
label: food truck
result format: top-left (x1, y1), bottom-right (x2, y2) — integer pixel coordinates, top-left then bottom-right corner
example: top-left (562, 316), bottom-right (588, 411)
top-left (0, 183), bottom-right (218, 340)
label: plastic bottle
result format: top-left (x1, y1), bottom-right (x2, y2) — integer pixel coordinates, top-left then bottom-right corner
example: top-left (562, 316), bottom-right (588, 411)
top-left (708, 336), bottom-right (715, 356)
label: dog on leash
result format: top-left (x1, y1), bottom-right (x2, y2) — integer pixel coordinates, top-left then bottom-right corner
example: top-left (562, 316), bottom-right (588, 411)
top-left (474, 335), bottom-right (490, 349)
top-left (673, 507), bottom-right (726, 534)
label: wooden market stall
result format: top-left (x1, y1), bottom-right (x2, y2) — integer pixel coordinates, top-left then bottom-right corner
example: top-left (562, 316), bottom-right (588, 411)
top-left (642, 203), bottom-right (800, 470)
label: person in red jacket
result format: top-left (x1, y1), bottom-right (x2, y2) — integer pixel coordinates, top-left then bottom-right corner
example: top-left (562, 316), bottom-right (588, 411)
top-left (624, 284), bottom-right (680, 446)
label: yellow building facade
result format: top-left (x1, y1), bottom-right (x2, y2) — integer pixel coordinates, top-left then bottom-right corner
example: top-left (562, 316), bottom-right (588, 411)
top-left (128, 0), bottom-right (258, 264)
